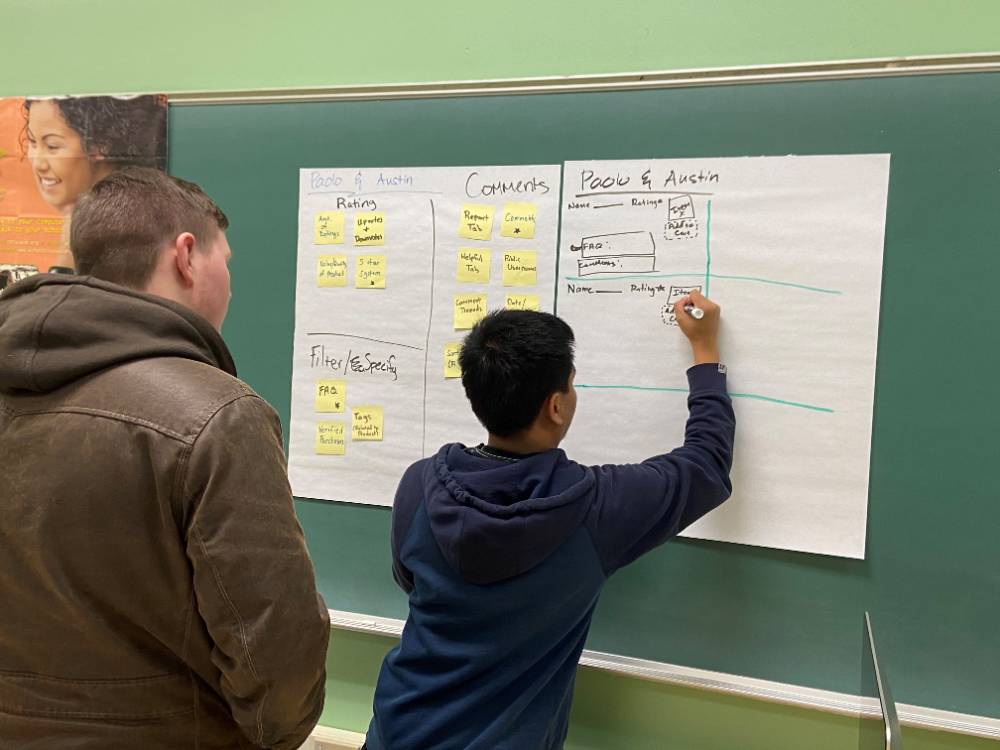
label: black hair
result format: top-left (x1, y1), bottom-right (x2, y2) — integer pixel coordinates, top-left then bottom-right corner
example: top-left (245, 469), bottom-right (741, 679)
top-left (22, 95), bottom-right (167, 169)
top-left (459, 309), bottom-right (575, 437)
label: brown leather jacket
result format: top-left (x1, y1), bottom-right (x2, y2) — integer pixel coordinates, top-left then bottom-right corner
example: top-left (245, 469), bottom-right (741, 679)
top-left (0, 275), bottom-right (330, 748)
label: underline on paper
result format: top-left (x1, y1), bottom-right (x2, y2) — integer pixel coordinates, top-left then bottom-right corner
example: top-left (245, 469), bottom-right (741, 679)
top-left (307, 332), bottom-right (424, 351)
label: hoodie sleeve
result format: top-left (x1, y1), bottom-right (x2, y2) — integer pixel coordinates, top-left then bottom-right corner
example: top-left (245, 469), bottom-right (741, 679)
top-left (183, 394), bottom-right (330, 750)
top-left (585, 363), bottom-right (735, 576)
top-left (390, 461), bottom-right (427, 595)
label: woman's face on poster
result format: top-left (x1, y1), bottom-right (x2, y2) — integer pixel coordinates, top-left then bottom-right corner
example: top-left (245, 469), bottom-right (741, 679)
top-left (25, 100), bottom-right (112, 214)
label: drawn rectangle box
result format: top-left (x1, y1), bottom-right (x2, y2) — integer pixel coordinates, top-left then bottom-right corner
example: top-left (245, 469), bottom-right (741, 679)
top-left (578, 255), bottom-right (656, 276)
top-left (579, 231), bottom-right (654, 258)
top-left (668, 194), bottom-right (695, 220)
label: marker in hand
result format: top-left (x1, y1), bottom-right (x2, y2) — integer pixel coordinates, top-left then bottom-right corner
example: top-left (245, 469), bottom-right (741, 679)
top-left (683, 304), bottom-right (705, 320)
top-left (675, 289), bottom-right (720, 365)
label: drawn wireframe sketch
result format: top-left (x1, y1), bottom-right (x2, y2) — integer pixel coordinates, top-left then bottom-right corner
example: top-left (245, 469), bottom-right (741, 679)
top-left (570, 231), bottom-right (656, 276)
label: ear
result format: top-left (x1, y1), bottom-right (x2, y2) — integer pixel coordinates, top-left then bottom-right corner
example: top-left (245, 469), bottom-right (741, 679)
top-left (172, 232), bottom-right (197, 288)
top-left (547, 390), bottom-right (568, 427)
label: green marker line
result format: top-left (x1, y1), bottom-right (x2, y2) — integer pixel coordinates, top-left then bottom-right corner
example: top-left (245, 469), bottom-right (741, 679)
top-left (576, 383), bottom-right (833, 413)
top-left (708, 274), bottom-right (842, 295)
top-left (728, 392), bottom-right (834, 413)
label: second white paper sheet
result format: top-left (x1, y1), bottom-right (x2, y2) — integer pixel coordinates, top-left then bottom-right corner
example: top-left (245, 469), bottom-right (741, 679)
top-left (556, 155), bottom-right (890, 558)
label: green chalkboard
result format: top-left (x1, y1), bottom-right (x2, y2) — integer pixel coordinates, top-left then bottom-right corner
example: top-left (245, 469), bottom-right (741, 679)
top-left (169, 72), bottom-right (1000, 719)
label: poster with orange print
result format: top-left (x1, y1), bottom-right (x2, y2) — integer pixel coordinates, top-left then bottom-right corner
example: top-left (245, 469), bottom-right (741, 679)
top-left (0, 94), bottom-right (167, 287)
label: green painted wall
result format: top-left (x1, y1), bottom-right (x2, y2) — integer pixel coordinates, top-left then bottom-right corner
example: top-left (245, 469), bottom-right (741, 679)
top-left (4, 1), bottom-right (997, 745)
top-left (0, 1), bottom-right (998, 97)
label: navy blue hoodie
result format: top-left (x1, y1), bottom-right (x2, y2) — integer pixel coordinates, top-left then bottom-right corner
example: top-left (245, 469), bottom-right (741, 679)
top-left (366, 363), bottom-right (735, 750)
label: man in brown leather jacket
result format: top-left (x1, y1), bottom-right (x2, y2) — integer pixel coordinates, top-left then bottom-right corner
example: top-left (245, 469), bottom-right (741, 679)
top-left (0, 168), bottom-right (330, 748)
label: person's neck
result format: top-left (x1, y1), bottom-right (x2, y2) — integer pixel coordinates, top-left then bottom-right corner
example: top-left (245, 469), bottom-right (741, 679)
top-left (142, 277), bottom-right (190, 314)
top-left (486, 430), bottom-right (560, 455)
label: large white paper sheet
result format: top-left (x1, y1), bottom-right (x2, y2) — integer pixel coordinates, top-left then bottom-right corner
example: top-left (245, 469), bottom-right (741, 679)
top-left (556, 155), bottom-right (890, 558)
top-left (288, 166), bottom-right (562, 506)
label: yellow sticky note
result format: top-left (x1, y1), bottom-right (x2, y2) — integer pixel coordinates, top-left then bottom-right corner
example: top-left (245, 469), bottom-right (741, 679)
top-left (505, 294), bottom-right (541, 312)
top-left (315, 422), bottom-right (346, 455)
top-left (317, 255), bottom-right (348, 287)
top-left (352, 406), bottom-right (384, 441)
top-left (355, 254), bottom-right (387, 288)
top-left (500, 203), bottom-right (537, 239)
top-left (456, 248), bottom-right (491, 283)
top-left (314, 212), bottom-right (345, 244)
top-left (354, 212), bottom-right (385, 245)
top-left (453, 294), bottom-right (488, 330)
top-left (458, 204), bottom-right (495, 240)
top-left (503, 250), bottom-right (538, 287)
top-left (314, 380), bottom-right (346, 412)
top-left (444, 343), bottom-right (462, 379)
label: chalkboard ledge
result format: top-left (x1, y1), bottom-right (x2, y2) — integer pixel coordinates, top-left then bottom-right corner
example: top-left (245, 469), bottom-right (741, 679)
top-left (327, 609), bottom-right (1000, 739)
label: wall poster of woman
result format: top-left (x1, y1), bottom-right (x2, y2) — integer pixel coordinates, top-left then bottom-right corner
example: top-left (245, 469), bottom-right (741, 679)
top-left (0, 94), bottom-right (167, 289)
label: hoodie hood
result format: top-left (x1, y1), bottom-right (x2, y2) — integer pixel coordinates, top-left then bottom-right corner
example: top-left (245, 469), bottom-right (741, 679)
top-left (425, 443), bottom-right (596, 585)
top-left (0, 274), bottom-right (236, 394)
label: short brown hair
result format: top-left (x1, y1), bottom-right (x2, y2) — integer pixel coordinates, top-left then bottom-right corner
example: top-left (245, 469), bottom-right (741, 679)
top-left (70, 167), bottom-right (229, 288)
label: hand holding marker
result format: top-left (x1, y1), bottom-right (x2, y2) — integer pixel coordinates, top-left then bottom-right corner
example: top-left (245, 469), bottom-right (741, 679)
top-left (675, 289), bottom-right (721, 365)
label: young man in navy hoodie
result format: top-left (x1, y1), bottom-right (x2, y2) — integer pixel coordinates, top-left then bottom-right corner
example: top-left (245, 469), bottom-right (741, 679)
top-left (365, 290), bottom-right (734, 750)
